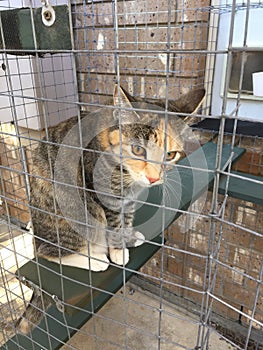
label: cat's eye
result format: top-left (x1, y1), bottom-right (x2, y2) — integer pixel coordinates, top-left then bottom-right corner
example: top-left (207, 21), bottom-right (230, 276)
top-left (131, 145), bottom-right (146, 157)
top-left (166, 151), bottom-right (177, 161)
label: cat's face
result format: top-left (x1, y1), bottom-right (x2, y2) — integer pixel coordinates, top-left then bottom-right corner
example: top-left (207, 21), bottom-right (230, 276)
top-left (96, 85), bottom-right (205, 191)
top-left (108, 120), bottom-right (185, 187)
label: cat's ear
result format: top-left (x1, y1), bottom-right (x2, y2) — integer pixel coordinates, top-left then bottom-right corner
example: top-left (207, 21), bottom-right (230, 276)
top-left (136, 88), bottom-right (205, 124)
top-left (113, 84), bottom-right (131, 107)
top-left (170, 88), bottom-right (205, 114)
top-left (166, 88), bottom-right (205, 125)
top-left (113, 84), bottom-right (140, 123)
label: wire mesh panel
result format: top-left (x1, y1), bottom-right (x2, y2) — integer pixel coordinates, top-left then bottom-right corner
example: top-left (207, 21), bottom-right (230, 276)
top-left (0, 0), bottom-right (262, 350)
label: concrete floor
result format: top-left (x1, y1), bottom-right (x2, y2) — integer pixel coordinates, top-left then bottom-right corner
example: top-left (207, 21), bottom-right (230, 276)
top-left (61, 286), bottom-right (235, 350)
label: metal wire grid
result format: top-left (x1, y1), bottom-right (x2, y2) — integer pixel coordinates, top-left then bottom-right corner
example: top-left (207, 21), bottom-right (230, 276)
top-left (0, 0), bottom-right (262, 349)
top-left (208, 3), bottom-right (263, 345)
top-left (155, 189), bottom-right (263, 349)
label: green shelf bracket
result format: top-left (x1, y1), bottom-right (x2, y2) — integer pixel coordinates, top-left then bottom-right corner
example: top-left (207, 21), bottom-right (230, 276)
top-left (0, 5), bottom-right (72, 55)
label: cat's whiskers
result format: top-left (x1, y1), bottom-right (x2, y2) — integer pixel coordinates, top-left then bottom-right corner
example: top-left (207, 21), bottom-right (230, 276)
top-left (165, 175), bottom-right (187, 189)
top-left (165, 178), bottom-right (187, 206)
top-left (162, 181), bottom-right (182, 206)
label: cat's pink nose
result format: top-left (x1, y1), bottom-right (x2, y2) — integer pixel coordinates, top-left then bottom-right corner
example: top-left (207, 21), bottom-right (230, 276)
top-left (146, 176), bottom-right (160, 184)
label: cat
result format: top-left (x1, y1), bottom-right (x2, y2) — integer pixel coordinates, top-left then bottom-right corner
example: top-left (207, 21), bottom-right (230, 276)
top-left (16, 84), bottom-right (205, 334)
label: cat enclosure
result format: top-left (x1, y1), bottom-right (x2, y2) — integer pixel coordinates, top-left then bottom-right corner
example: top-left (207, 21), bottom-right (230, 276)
top-left (0, 0), bottom-right (263, 349)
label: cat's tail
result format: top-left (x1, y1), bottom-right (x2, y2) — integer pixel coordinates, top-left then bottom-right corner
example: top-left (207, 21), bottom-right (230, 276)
top-left (16, 291), bottom-right (52, 334)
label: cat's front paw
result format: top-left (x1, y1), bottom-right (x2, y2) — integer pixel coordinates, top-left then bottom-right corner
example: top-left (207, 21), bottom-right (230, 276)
top-left (89, 253), bottom-right (110, 272)
top-left (125, 231), bottom-right (145, 248)
top-left (133, 231), bottom-right (145, 247)
top-left (109, 247), bottom-right (129, 266)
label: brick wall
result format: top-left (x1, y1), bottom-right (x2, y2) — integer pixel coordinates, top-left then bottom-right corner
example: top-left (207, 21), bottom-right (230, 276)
top-left (141, 194), bottom-right (263, 320)
top-left (72, 0), bottom-right (210, 107)
top-left (234, 137), bottom-right (263, 176)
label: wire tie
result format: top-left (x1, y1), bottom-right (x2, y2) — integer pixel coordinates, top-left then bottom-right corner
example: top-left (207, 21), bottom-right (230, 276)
top-left (18, 276), bottom-right (41, 295)
top-left (52, 295), bottom-right (65, 313)
top-left (209, 211), bottom-right (219, 218)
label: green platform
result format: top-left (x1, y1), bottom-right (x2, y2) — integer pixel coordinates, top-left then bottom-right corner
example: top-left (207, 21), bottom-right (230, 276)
top-left (4, 237), bottom-right (162, 350)
top-left (218, 171), bottom-right (263, 206)
top-left (1, 142), bottom-right (246, 350)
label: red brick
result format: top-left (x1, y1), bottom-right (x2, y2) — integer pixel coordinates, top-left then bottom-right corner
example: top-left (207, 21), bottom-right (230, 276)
top-left (177, 0), bottom-right (210, 23)
top-left (174, 54), bottom-right (207, 78)
top-left (73, 0), bottom-right (176, 28)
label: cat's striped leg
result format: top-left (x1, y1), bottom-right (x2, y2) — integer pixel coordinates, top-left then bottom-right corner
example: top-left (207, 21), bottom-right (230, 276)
top-left (124, 211), bottom-right (145, 247)
top-left (107, 211), bottom-right (145, 247)
top-left (107, 228), bottom-right (145, 266)
top-left (107, 227), bottom-right (129, 266)
top-left (106, 210), bottom-right (145, 265)
top-left (108, 232), bottom-right (145, 266)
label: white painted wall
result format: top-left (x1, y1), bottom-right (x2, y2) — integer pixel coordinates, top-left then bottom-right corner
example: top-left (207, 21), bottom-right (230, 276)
top-left (0, 0), bottom-right (78, 129)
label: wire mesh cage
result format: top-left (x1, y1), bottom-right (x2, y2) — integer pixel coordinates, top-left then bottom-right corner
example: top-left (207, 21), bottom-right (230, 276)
top-left (0, 0), bottom-right (263, 349)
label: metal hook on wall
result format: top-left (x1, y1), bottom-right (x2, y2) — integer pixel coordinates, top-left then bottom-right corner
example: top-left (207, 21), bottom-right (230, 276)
top-left (41, 0), bottom-right (56, 27)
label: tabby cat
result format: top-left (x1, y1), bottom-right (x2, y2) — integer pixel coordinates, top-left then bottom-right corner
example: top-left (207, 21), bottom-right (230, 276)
top-left (16, 85), bottom-right (205, 334)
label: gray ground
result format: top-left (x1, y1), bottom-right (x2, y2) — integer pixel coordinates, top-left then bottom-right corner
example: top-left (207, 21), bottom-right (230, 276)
top-left (60, 286), bottom-right (235, 350)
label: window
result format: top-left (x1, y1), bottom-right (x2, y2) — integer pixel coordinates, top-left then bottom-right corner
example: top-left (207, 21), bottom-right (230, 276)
top-left (229, 50), bottom-right (263, 95)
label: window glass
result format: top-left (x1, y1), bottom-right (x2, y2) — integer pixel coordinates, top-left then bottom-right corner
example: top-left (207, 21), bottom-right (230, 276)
top-left (229, 50), bottom-right (263, 94)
